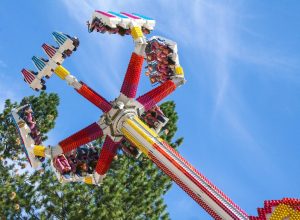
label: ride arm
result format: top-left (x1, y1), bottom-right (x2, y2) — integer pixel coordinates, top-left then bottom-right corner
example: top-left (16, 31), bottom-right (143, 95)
top-left (131, 25), bottom-right (147, 56)
top-left (136, 75), bottom-right (185, 114)
top-left (53, 65), bottom-right (112, 113)
top-left (120, 26), bottom-right (146, 98)
top-left (87, 135), bottom-right (119, 184)
top-left (48, 122), bottom-right (104, 158)
top-left (120, 116), bottom-right (249, 220)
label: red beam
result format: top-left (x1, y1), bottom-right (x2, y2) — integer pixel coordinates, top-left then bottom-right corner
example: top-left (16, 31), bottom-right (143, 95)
top-left (95, 136), bottom-right (119, 175)
top-left (151, 140), bottom-right (248, 219)
top-left (76, 82), bottom-right (112, 112)
top-left (120, 52), bottom-right (144, 98)
top-left (149, 153), bottom-right (222, 220)
top-left (136, 80), bottom-right (176, 111)
top-left (59, 122), bottom-right (103, 153)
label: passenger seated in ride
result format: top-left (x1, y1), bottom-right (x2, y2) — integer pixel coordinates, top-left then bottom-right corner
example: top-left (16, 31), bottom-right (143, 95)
top-left (76, 162), bottom-right (88, 176)
top-left (54, 155), bottom-right (71, 175)
top-left (146, 53), bottom-right (156, 62)
top-left (157, 63), bottom-right (169, 73)
top-left (26, 117), bottom-right (37, 134)
top-left (66, 152), bottom-right (78, 173)
top-left (120, 139), bottom-right (139, 158)
top-left (88, 147), bottom-right (98, 161)
top-left (145, 43), bottom-right (153, 54)
top-left (147, 65), bottom-right (153, 73)
top-left (63, 50), bottom-right (72, 57)
top-left (91, 20), bottom-right (106, 33)
top-left (41, 57), bottom-right (49, 62)
top-left (157, 55), bottom-right (166, 63)
top-left (153, 106), bottom-right (166, 123)
top-left (142, 27), bottom-right (150, 35)
top-left (150, 77), bottom-right (157, 84)
top-left (37, 156), bottom-right (45, 162)
top-left (97, 25), bottom-right (106, 33)
top-left (151, 40), bottom-right (160, 51)
top-left (144, 107), bottom-right (166, 129)
top-left (144, 114), bottom-right (156, 128)
top-left (160, 58), bottom-right (169, 65)
top-left (32, 70), bottom-right (39, 76)
top-left (88, 160), bottom-right (97, 174)
top-left (77, 147), bottom-right (89, 161)
top-left (33, 135), bottom-right (42, 145)
top-left (27, 113), bottom-right (36, 125)
top-left (157, 49), bottom-right (169, 59)
top-left (106, 26), bottom-right (119, 34)
top-left (167, 57), bottom-right (176, 65)
top-left (87, 18), bottom-right (100, 32)
top-left (165, 45), bottom-right (173, 54)
top-left (117, 26), bottom-right (128, 36)
top-left (23, 106), bottom-right (40, 138)
top-left (24, 107), bottom-right (33, 122)
top-left (157, 74), bottom-right (169, 83)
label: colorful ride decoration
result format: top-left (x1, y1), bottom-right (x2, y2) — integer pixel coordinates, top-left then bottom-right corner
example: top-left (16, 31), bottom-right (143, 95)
top-left (249, 198), bottom-right (300, 220)
top-left (15, 10), bottom-right (298, 220)
top-left (11, 105), bottom-right (44, 168)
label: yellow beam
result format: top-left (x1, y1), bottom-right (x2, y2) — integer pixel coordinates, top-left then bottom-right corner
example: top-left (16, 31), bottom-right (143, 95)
top-left (175, 66), bottom-right (184, 76)
top-left (33, 145), bottom-right (46, 157)
top-left (125, 117), bottom-right (155, 145)
top-left (131, 26), bottom-right (143, 40)
top-left (54, 65), bottom-right (70, 80)
top-left (121, 127), bottom-right (149, 156)
top-left (133, 116), bottom-right (158, 138)
top-left (84, 176), bottom-right (93, 185)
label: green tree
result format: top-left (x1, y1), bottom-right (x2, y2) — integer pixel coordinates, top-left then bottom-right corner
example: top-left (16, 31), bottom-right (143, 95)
top-left (0, 92), bottom-right (59, 219)
top-left (0, 92), bottom-right (182, 220)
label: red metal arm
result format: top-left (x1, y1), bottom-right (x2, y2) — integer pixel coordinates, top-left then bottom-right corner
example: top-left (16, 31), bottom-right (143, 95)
top-left (59, 122), bottom-right (103, 153)
top-left (120, 52), bottom-right (144, 98)
top-left (95, 135), bottom-right (119, 175)
top-left (149, 140), bottom-right (248, 220)
top-left (76, 82), bottom-right (112, 113)
top-left (121, 117), bottom-right (248, 219)
top-left (149, 154), bottom-right (222, 220)
top-left (136, 80), bottom-right (176, 111)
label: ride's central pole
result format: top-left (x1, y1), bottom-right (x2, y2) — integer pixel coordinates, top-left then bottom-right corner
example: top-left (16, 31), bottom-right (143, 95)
top-left (120, 115), bottom-right (249, 220)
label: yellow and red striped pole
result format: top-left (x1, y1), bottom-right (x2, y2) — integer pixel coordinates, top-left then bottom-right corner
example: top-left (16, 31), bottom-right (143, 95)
top-left (121, 116), bottom-right (248, 220)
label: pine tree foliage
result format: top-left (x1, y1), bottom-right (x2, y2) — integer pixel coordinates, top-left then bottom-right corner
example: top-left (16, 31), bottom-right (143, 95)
top-left (0, 92), bottom-right (59, 219)
top-left (0, 92), bottom-right (183, 220)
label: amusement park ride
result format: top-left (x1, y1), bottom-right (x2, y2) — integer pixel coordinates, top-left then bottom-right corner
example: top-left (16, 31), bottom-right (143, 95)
top-left (12, 10), bottom-right (299, 219)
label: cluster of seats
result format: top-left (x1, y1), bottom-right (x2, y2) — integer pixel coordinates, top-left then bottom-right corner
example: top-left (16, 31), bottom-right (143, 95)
top-left (120, 106), bottom-right (168, 158)
top-left (142, 105), bottom-right (167, 131)
top-left (145, 38), bottom-right (176, 84)
top-left (119, 138), bottom-right (140, 158)
top-left (60, 34), bottom-right (80, 57)
top-left (88, 18), bottom-right (150, 36)
top-left (54, 145), bottom-right (99, 177)
top-left (21, 106), bottom-right (42, 145)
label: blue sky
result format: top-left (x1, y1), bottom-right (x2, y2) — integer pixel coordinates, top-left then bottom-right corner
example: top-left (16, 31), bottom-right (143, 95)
top-left (1, 1), bottom-right (300, 219)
